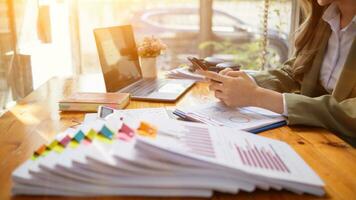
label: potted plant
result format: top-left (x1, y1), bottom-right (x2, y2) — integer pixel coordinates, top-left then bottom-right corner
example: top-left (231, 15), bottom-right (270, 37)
top-left (137, 36), bottom-right (167, 78)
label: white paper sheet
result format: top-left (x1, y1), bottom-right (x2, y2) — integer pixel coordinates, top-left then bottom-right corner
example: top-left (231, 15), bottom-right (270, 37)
top-left (177, 102), bottom-right (285, 131)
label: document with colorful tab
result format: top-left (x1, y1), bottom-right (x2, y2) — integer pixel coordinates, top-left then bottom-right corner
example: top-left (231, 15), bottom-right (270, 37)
top-left (11, 107), bottom-right (323, 197)
top-left (174, 101), bottom-right (286, 133)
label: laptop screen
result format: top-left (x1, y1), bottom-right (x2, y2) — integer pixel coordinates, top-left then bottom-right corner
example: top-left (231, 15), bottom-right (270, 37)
top-left (94, 25), bottom-right (142, 92)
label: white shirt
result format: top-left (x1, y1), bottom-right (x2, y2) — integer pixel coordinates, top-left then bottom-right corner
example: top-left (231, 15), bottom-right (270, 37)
top-left (282, 3), bottom-right (356, 116)
top-left (320, 3), bottom-right (356, 93)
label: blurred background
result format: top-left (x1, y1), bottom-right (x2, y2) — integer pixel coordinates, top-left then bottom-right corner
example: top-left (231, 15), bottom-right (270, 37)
top-left (0, 0), bottom-right (298, 114)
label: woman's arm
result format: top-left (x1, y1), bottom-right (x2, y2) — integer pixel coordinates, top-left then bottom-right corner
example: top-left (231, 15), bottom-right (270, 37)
top-left (203, 70), bottom-right (356, 146)
top-left (251, 58), bottom-right (302, 94)
top-left (285, 94), bottom-right (356, 145)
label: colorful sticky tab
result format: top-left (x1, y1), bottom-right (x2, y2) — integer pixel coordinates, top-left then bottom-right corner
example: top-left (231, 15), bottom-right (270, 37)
top-left (73, 130), bottom-right (85, 143)
top-left (59, 135), bottom-right (72, 147)
top-left (86, 129), bottom-right (97, 141)
top-left (82, 139), bottom-right (92, 146)
top-left (137, 122), bottom-right (157, 138)
top-left (68, 140), bottom-right (80, 148)
top-left (96, 133), bottom-right (113, 144)
top-left (35, 145), bottom-right (47, 156)
top-left (120, 123), bottom-right (135, 136)
top-left (48, 140), bottom-right (58, 150)
top-left (31, 154), bottom-right (39, 160)
top-left (118, 133), bottom-right (132, 141)
top-left (99, 125), bottom-right (114, 139)
top-left (118, 123), bottom-right (135, 141)
top-left (41, 149), bottom-right (51, 157)
top-left (52, 144), bottom-right (65, 153)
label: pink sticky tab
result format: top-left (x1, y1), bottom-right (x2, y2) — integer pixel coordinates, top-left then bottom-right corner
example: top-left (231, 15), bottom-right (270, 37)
top-left (60, 135), bottom-right (71, 146)
top-left (82, 139), bottom-right (92, 146)
top-left (118, 133), bottom-right (131, 141)
top-left (119, 123), bottom-right (135, 137)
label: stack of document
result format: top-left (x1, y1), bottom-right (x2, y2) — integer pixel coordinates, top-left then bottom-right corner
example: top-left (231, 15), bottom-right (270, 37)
top-left (174, 102), bottom-right (286, 133)
top-left (12, 108), bottom-right (324, 197)
top-left (166, 67), bottom-right (205, 81)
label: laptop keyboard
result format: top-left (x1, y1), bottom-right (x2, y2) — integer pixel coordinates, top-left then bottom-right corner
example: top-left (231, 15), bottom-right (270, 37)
top-left (122, 79), bottom-right (168, 96)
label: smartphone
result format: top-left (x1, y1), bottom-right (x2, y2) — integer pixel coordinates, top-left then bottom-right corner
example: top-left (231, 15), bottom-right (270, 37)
top-left (187, 56), bottom-right (209, 71)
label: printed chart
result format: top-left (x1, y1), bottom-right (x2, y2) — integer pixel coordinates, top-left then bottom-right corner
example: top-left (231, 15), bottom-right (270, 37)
top-left (180, 125), bottom-right (216, 158)
top-left (235, 139), bottom-right (290, 173)
top-left (180, 102), bottom-right (286, 131)
top-left (191, 104), bottom-right (273, 128)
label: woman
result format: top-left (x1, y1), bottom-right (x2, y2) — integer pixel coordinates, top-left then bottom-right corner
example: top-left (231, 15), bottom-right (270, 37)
top-left (203, 0), bottom-right (356, 145)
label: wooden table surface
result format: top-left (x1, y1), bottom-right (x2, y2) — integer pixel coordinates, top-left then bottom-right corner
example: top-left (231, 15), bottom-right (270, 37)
top-left (0, 75), bottom-right (355, 200)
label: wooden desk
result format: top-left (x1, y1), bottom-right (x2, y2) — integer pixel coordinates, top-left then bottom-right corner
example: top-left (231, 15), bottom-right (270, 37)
top-left (1, 75), bottom-right (355, 200)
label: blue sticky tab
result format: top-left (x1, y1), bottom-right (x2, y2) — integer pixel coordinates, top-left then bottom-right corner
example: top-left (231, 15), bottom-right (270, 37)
top-left (100, 125), bottom-right (114, 139)
top-left (74, 130), bottom-right (85, 142)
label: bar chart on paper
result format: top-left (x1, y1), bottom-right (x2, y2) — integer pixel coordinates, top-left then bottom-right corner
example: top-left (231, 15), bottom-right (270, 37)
top-left (180, 125), bottom-right (216, 159)
top-left (235, 139), bottom-right (290, 173)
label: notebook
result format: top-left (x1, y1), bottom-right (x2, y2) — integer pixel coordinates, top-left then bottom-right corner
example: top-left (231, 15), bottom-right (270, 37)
top-left (59, 92), bottom-right (130, 112)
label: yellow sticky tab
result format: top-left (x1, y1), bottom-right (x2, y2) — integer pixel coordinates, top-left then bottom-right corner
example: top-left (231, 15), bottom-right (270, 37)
top-left (137, 122), bottom-right (157, 138)
top-left (86, 129), bottom-right (98, 141)
top-left (48, 140), bottom-right (58, 149)
top-left (68, 140), bottom-right (80, 148)
top-left (96, 134), bottom-right (113, 144)
top-left (53, 144), bottom-right (65, 153)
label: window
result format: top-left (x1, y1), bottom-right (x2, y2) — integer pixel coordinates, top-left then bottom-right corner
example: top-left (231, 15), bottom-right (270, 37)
top-left (0, 0), bottom-right (296, 112)
top-left (211, 0), bottom-right (292, 70)
top-left (76, 0), bottom-right (199, 74)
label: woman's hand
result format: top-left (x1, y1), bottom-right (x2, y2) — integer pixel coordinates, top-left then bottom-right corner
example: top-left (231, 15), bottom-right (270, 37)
top-left (203, 70), bottom-right (259, 107)
top-left (201, 70), bottom-right (284, 114)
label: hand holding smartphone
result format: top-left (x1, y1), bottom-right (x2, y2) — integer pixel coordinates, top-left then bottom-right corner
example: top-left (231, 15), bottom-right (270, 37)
top-left (187, 56), bottom-right (209, 71)
top-left (187, 56), bottom-right (223, 84)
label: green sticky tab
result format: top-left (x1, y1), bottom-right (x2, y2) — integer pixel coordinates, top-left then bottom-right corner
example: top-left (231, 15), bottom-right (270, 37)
top-left (31, 154), bottom-right (39, 161)
top-left (41, 149), bottom-right (51, 157)
top-left (74, 130), bottom-right (85, 143)
top-left (86, 129), bottom-right (97, 141)
top-left (100, 125), bottom-right (114, 139)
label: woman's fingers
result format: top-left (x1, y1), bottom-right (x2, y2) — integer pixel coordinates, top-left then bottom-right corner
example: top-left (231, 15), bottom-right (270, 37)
top-left (219, 68), bottom-right (233, 75)
top-left (214, 90), bottom-right (227, 100)
top-left (226, 71), bottom-right (257, 85)
top-left (209, 82), bottom-right (224, 91)
top-left (202, 71), bottom-right (227, 83)
top-left (226, 71), bottom-right (245, 77)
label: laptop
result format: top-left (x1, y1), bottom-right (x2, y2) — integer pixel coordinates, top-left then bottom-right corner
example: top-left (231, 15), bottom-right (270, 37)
top-left (93, 25), bottom-right (195, 102)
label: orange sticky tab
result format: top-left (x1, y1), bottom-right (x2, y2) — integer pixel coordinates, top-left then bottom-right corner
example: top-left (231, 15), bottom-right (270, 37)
top-left (35, 145), bottom-right (47, 155)
top-left (137, 121), bottom-right (157, 138)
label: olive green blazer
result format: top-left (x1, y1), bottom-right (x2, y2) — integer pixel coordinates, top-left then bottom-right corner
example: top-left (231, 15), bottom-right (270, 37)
top-left (253, 19), bottom-right (356, 146)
